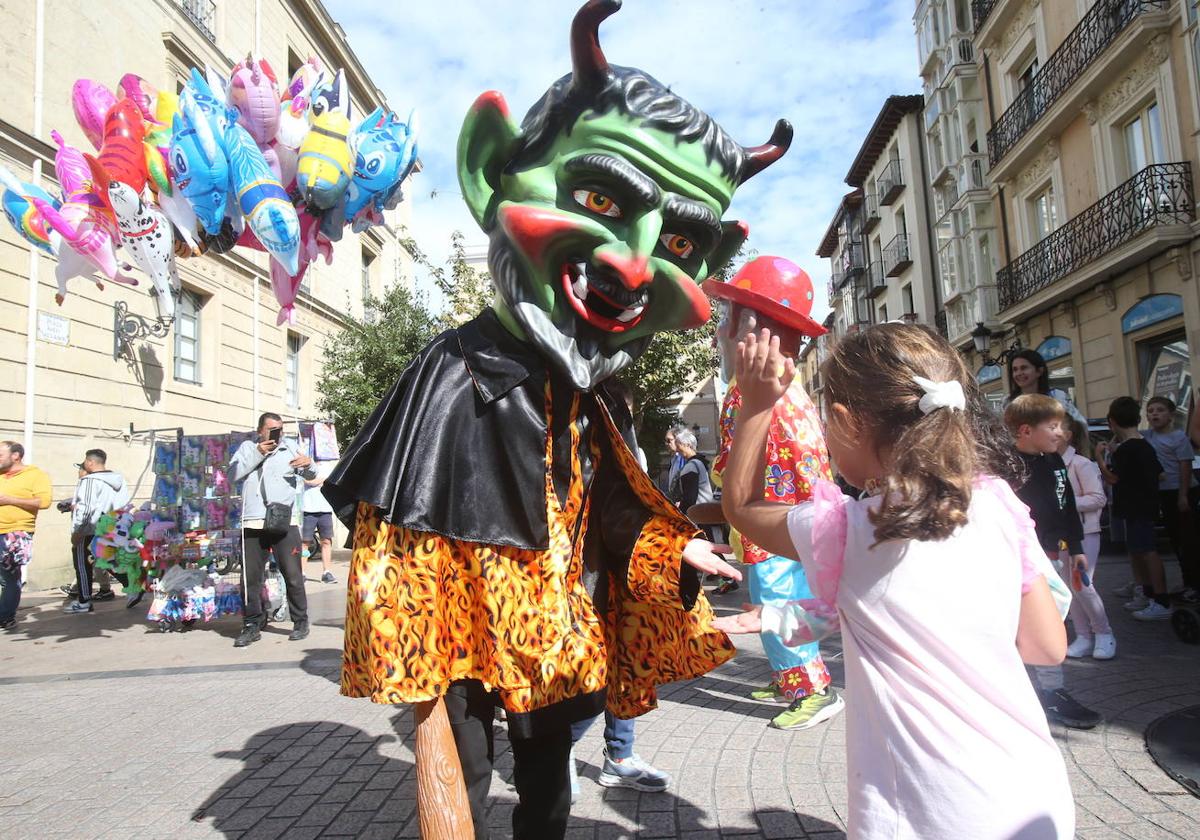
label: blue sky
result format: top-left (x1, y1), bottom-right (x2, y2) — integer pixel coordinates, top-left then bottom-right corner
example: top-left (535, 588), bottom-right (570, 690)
top-left (324, 0), bottom-right (921, 317)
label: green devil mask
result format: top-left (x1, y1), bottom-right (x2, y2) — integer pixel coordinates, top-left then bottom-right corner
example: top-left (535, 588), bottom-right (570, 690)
top-left (457, 0), bottom-right (792, 389)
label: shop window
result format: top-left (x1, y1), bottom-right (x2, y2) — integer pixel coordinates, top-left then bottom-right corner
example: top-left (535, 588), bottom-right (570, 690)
top-left (1138, 332), bottom-right (1192, 426)
top-left (1122, 294), bottom-right (1184, 334)
top-left (977, 363), bottom-right (1002, 384)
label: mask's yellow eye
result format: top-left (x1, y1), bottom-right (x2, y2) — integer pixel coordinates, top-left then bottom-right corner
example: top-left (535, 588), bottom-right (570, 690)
top-left (660, 233), bottom-right (694, 259)
top-left (572, 189), bottom-right (622, 218)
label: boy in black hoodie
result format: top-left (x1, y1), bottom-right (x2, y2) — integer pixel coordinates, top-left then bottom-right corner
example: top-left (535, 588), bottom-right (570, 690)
top-left (1005, 394), bottom-right (1101, 730)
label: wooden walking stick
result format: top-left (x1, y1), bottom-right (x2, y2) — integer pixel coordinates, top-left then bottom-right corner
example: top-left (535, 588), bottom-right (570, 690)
top-left (413, 696), bottom-right (472, 839)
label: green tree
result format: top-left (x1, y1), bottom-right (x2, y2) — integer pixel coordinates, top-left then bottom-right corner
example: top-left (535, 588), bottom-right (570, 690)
top-left (398, 229), bottom-right (492, 330)
top-left (316, 281), bottom-right (440, 447)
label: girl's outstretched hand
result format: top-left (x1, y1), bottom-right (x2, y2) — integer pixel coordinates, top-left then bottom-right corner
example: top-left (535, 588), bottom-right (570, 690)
top-left (712, 604), bottom-right (763, 635)
top-left (736, 328), bottom-right (795, 414)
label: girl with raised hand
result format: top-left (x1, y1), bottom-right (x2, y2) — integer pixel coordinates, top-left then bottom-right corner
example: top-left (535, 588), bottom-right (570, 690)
top-left (714, 324), bottom-right (1075, 839)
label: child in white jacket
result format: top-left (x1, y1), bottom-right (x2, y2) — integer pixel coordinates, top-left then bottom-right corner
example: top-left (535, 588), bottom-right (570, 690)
top-left (1060, 418), bottom-right (1115, 660)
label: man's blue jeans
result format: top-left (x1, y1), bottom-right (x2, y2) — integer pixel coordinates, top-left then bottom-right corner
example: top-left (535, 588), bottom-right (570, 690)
top-left (569, 711), bottom-right (634, 760)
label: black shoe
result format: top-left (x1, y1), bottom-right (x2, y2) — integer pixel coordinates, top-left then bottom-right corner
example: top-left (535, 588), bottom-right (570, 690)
top-left (234, 625), bottom-right (262, 647)
top-left (1040, 688), bottom-right (1102, 730)
top-left (59, 585), bottom-right (80, 597)
top-left (93, 589), bottom-right (116, 602)
top-left (0, 618), bottom-right (15, 630)
top-left (125, 591), bottom-right (145, 609)
top-left (289, 620), bottom-right (309, 641)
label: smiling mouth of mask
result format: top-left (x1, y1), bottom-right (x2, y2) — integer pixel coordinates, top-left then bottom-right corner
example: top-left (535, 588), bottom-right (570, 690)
top-left (560, 259), bottom-right (649, 333)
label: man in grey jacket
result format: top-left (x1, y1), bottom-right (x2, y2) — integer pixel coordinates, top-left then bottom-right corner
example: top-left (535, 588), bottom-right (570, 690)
top-left (64, 449), bottom-right (131, 614)
top-left (229, 412), bottom-right (316, 647)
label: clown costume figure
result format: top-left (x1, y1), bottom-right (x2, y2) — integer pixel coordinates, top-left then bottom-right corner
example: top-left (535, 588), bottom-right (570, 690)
top-left (707, 257), bottom-right (845, 731)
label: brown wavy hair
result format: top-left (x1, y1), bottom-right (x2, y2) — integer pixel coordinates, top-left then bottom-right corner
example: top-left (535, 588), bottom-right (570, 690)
top-left (821, 323), bottom-right (1020, 544)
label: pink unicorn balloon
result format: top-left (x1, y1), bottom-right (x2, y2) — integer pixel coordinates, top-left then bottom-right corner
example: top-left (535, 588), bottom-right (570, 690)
top-left (230, 55), bottom-right (283, 180)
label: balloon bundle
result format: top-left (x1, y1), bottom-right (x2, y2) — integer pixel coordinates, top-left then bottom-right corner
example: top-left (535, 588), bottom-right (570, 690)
top-left (0, 56), bottom-right (418, 326)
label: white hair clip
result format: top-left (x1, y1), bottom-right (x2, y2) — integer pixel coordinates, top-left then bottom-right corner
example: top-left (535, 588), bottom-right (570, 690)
top-left (912, 375), bottom-right (965, 415)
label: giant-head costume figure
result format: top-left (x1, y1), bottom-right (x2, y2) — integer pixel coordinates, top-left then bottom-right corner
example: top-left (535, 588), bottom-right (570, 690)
top-left (458, 0), bottom-right (790, 388)
top-left (324, 4), bottom-right (793, 836)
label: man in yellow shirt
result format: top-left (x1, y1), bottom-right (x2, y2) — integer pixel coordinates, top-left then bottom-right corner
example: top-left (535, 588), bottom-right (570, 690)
top-left (0, 441), bottom-right (53, 629)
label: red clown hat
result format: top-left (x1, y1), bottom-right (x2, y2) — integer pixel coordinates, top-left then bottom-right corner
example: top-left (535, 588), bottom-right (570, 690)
top-left (702, 256), bottom-right (827, 338)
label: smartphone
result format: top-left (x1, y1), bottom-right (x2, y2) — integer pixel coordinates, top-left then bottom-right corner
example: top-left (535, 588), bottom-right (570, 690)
top-left (268, 427), bottom-right (282, 444)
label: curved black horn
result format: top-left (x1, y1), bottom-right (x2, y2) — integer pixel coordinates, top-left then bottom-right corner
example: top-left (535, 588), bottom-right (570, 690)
top-left (739, 119), bottom-right (794, 183)
top-left (571, 0), bottom-right (622, 92)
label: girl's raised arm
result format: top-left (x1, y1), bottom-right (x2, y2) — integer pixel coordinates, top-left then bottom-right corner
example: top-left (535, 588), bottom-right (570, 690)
top-left (720, 330), bottom-right (802, 559)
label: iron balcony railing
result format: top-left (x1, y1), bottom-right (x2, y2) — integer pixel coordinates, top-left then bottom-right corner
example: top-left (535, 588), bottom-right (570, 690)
top-left (997, 162), bottom-right (1194, 310)
top-left (863, 193), bottom-right (880, 232)
top-left (841, 240), bottom-right (866, 276)
top-left (177, 0), bottom-right (217, 42)
top-left (867, 261), bottom-right (887, 297)
top-left (883, 233), bottom-right (913, 277)
top-left (878, 159), bottom-right (905, 205)
top-left (972, 0), bottom-right (998, 33)
top-left (987, 0), bottom-right (1168, 167)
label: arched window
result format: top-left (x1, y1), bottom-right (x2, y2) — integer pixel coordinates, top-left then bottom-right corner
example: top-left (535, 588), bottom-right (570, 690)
top-left (977, 364), bottom-right (1001, 384)
top-left (1035, 335), bottom-right (1071, 362)
top-left (1122, 294), bottom-right (1184, 334)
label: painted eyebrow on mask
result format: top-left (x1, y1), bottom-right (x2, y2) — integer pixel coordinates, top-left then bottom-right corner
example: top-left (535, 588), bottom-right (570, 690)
top-left (662, 196), bottom-right (721, 246)
top-left (565, 153), bottom-right (662, 207)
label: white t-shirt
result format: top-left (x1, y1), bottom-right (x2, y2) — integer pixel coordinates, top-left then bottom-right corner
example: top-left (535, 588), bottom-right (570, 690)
top-left (763, 479), bottom-right (1074, 839)
top-left (302, 461), bottom-right (336, 514)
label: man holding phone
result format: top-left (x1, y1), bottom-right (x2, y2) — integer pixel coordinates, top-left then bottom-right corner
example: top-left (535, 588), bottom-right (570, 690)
top-left (229, 412), bottom-right (317, 647)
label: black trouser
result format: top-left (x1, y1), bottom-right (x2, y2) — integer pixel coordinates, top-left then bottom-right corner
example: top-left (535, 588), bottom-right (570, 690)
top-left (72, 536), bottom-right (94, 603)
top-left (445, 679), bottom-right (572, 840)
top-left (1159, 488), bottom-right (1200, 589)
top-left (241, 527), bottom-right (307, 625)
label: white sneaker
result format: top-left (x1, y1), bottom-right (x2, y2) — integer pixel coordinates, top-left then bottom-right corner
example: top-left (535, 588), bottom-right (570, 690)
top-left (1066, 635), bottom-right (1094, 658)
top-left (1092, 633), bottom-right (1116, 660)
top-left (1123, 594), bottom-right (1150, 611)
top-left (1111, 581), bottom-right (1138, 598)
top-left (1132, 602), bottom-right (1175, 621)
top-left (568, 747), bottom-right (579, 804)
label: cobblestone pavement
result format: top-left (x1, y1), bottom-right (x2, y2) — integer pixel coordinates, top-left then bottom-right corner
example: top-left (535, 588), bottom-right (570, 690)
top-left (0, 551), bottom-right (1198, 839)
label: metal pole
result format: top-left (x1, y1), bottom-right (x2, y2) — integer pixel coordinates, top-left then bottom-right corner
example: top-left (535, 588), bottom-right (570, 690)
top-left (251, 0), bottom-right (262, 424)
top-left (23, 0), bottom-right (46, 461)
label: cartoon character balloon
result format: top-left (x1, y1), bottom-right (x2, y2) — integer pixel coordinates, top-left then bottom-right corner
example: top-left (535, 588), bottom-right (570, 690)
top-left (0, 167), bottom-right (60, 254)
top-left (71, 79), bottom-right (118, 150)
top-left (169, 100), bottom-right (231, 236)
top-left (97, 98), bottom-right (150, 193)
top-left (225, 117), bottom-right (300, 276)
top-left (321, 107), bottom-right (418, 240)
top-left (296, 69), bottom-right (352, 210)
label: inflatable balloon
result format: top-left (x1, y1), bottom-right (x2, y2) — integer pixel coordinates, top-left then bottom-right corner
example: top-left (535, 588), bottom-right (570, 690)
top-left (296, 69), bottom-right (352, 210)
top-left (117, 73), bottom-right (158, 122)
top-left (31, 195), bottom-right (137, 305)
top-left (229, 55), bottom-right (281, 145)
top-left (169, 106), bottom-right (230, 236)
top-left (0, 167), bottom-right (61, 254)
top-left (97, 99), bottom-right (149, 193)
top-left (71, 79), bottom-right (118, 150)
top-left (276, 57), bottom-right (326, 150)
top-left (158, 188), bottom-right (200, 254)
top-left (50, 130), bottom-right (94, 198)
top-left (90, 157), bottom-right (180, 318)
top-left (323, 107), bottom-right (418, 240)
top-left (225, 118), bottom-right (300, 275)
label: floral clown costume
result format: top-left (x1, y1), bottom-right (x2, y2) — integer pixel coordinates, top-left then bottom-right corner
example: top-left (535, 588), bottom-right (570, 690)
top-left (706, 256), bottom-right (834, 702)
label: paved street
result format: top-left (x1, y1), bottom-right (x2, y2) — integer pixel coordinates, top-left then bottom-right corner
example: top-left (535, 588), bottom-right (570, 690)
top-left (1, 551), bottom-right (1199, 839)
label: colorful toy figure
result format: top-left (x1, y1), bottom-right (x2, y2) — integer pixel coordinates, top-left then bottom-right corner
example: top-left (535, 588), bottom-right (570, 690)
top-left (0, 167), bottom-right (60, 254)
top-left (323, 2), bottom-right (792, 832)
top-left (89, 157), bottom-right (180, 318)
top-left (296, 69), bottom-right (352, 210)
top-left (705, 256), bottom-right (839, 727)
top-left (229, 54), bottom-right (283, 180)
top-left (97, 98), bottom-right (150, 194)
top-left (31, 192), bottom-right (138, 305)
top-left (168, 103), bottom-right (231, 237)
top-left (225, 117), bottom-right (300, 275)
top-left (321, 106), bottom-right (418, 240)
top-left (71, 79), bottom-right (118, 150)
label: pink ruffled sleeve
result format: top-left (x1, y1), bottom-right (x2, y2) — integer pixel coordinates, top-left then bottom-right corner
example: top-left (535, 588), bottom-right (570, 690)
top-left (760, 479), bottom-right (847, 646)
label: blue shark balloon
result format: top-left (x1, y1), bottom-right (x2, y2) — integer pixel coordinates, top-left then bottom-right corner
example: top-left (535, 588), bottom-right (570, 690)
top-left (169, 109), bottom-right (231, 236)
top-left (224, 117), bottom-right (300, 275)
top-left (321, 107), bottom-right (418, 241)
